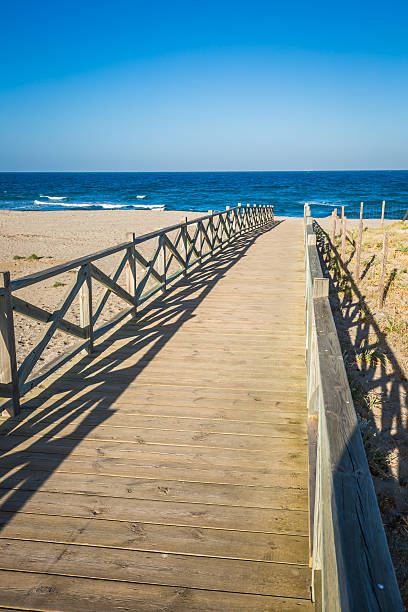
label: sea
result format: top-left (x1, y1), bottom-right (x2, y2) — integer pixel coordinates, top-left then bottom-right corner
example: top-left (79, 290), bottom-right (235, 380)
top-left (1, 171), bottom-right (408, 219)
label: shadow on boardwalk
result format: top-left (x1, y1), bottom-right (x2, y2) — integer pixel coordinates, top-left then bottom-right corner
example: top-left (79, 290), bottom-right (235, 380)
top-left (0, 222), bottom-right (280, 532)
top-left (315, 224), bottom-right (408, 604)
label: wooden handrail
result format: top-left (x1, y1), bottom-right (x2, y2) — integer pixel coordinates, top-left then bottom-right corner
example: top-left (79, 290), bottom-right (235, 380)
top-left (0, 204), bottom-right (274, 416)
top-left (304, 206), bottom-right (402, 611)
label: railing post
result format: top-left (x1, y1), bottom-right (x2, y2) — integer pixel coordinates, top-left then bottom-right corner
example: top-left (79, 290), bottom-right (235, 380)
top-left (271, 205), bottom-right (274, 223)
top-left (79, 264), bottom-right (94, 354)
top-left (126, 232), bottom-right (137, 315)
top-left (225, 206), bottom-right (231, 244)
top-left (246, 203), bottom-right (251, 231)
top-left (0, 272), bottom-right (20, 416)
top-left (198, 220), bottom-right (203, 264)
top-left (208, 211), bottom-right (214, 253)
top-left (237, 203), bottom-right (242, 235)
top-left (180, 217), bottom-right (188, 275)
top-left (158, 233), bottom-right (167, 293)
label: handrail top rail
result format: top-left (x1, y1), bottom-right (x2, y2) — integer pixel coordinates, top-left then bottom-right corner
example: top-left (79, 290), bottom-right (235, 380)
top-left (1, 204), bottom-right (272, 294)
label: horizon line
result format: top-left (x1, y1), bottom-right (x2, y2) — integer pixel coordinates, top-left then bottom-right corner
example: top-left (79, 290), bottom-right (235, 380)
top-left (1, 168), bottom-right (408, 174)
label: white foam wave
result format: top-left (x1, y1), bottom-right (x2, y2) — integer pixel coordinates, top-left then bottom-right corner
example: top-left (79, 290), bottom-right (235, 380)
top-left (39, 195), bottom-right (67, 200)
top-left (132, 203), bottom-right (164, 209)
top-left (100, 204), bottom-right (128, 209)
top-left (34, 200), bottom-right (165, 210)
top-left (136, 195), bottom-right (146, 199)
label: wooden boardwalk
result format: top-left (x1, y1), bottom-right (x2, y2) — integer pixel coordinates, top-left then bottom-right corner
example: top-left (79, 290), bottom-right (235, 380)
top-left (0, 220), bottom-right (312, 611)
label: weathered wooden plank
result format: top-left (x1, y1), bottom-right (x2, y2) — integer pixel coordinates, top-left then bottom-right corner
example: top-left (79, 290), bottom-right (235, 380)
top-left (0, 435), bottom-right (308, 472)
top-left (0, 467), bottom-right (308, 510)
top-left (7, 408), bottom-right (307, 437)
top-left (0, 450), bottom-right (307, 488)
top-left (0, 511), bottom-right (308, 563)
top-left (0, 419), bottom-right (307, 449)
top-left (0, 538), bottom-right (311, 598)
top-left (0, 489), bottom-right (309, 535)
top-left (0, 570), bottom-right (313, 611)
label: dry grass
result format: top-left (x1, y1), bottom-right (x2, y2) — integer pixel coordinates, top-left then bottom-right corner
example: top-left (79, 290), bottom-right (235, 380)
top-left (334, 221), bottom-right (408, 376)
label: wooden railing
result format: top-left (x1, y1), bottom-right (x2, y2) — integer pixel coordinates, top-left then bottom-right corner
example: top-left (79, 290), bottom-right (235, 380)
top-left (304, 205), bottom-right (402, 611)
top-left (0, 204), bottom-right (274, 416)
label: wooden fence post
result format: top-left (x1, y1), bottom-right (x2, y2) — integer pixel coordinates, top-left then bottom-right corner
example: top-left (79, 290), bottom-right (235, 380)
top-left (208, 211), bottom-right (214, 252)
top-left (360, 202), bottom-right (364, 220)
top-left (330, 211), bottom-right (336, 243)
top-left (180, 217), bottom-right (188, 273)
top-left (158, 234), bottom-right (167, 293)
top-left (381, 200), bottom-right (385, 228)
top-left (355, 219), bottom-right (363, 281)
top-left (237, 203), bottom-right (242, 235)
top-left (341, 205), bottom-right (345, 220)
top-left (225, 207), bottom-right (231, 243)
top-left (341, 216), bottom-right (346, 262)
top-left (378, 232), bottom-right (389, 308)
top-left (79, 264), bottom-right (94, 353)
top-left (0, 272), bottom-right (20, 416)
top-left (126, 232), bottom-right (137, 314)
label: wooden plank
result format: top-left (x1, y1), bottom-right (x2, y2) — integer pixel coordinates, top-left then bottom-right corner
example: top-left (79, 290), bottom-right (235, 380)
top-left (0, 420), bottom-right (307, 449)
top-left (0, 449), bottom-right (307, 488)
top-left (0, 511), bottom-right (308, 563)
top-left (0, 435), bottom-right (308, 472)
top-left (0, 489), bottom-right (309, 535)
top-left (0, 467), bottom-right (308, 510)
top-left (0, 538), bottom-right (311, 598)
top-left (8, 408), bottom-right (307, 437)
top-left (0, 570), bottom-right (313, 611)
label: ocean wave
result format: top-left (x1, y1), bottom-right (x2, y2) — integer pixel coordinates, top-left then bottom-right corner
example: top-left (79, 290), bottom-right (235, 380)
top-left (39, 195), bottom-right (67, 200)
top-left (52, 201), bottom-right (165, 210)
top-left (136, 195), bottom-right (146, 199)
top-left (132, 203), bottom-right (165, 209)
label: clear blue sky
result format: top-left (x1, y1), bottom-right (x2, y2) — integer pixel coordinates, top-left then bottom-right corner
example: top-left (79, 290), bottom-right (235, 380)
top-left (1, 0), bottom-right (407, 171)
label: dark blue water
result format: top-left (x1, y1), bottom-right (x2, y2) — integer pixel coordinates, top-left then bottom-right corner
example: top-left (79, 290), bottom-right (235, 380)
top-left (1, 171), bottom-right (407, 218)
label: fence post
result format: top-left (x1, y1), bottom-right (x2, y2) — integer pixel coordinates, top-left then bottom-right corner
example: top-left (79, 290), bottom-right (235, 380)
top-left (198, 220), bottom-right (204, 264)
top-left (126, 232), bottom-right (137, 314)
top-left (158, 234), bottom-right (167, 293)
top-left (381, 200), bottom-right (385, 228)
top-left (378, 232), bottom-right (389, 308)
top-left (0, 272), bottom-right (20, 417)
top-left (330, 210), bottom-right (337, 243)
top-left (237, 203), bottom-right (243, 235)
top-left (271, 205), bottom-right (274, 223)
top-left (180, 217), bottom-right (188, 274)
top-left (208, 211), bottom-right (214, 253)
top-left (355, 217), bottom-right (363, 281)
top-left (341, 216), bottom-right (346, 262)
top-left (79, 264), bottom-right (94, 354)
top-left (225, 206), bottom-right (231, 243)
